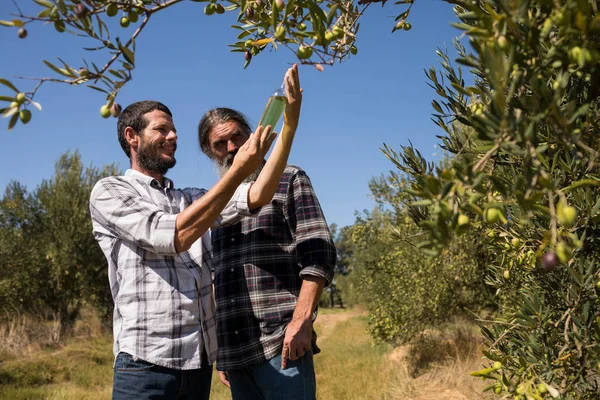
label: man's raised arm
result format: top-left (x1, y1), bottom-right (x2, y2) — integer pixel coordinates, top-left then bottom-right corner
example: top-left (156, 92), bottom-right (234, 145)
top-left (248, 64), bottom-right (302, 209)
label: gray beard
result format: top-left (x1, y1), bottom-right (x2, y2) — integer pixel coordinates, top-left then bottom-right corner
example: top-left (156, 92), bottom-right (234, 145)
top-left (215, 153), bottom-right (262, 183)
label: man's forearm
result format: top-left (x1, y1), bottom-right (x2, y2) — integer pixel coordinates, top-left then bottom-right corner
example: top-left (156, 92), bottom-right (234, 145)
top-left (174, 168), bottom-right (246, 252)
top-left (248, 122), bottom-right (297, 209)
top-left (292, 275), bottom-right (326, 322)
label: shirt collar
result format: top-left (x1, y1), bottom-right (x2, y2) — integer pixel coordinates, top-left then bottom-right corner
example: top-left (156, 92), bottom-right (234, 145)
top-left (125, 169), bottom-right (174, 189)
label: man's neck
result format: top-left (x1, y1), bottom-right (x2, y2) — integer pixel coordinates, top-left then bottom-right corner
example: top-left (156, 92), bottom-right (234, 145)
top-left (131, 165), bottom-right (164, 185)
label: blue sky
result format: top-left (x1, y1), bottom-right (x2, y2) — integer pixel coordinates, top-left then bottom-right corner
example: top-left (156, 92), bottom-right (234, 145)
top-left (0, 0), bottom-right (465, 229)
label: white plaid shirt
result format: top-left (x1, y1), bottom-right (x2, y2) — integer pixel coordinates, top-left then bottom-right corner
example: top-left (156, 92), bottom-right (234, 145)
top-left (90, 169), bottom-right (255, 370)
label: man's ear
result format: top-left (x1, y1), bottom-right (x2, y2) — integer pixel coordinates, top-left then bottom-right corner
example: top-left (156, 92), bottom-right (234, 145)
top-left (125, 126), bottom-right (139, 152)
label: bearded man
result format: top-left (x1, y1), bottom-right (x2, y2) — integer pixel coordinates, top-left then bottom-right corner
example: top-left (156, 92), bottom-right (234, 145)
top-left (197, 65), bottom-right (336, 400)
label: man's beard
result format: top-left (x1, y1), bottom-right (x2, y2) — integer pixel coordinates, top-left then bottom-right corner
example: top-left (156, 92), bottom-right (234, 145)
top-left (137, 139), bottom-right (177, 175)
top-left (215, 151), bottom-right (262, 183)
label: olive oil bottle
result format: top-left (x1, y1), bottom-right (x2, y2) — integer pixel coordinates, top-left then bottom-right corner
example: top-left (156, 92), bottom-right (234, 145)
top-left (258, 79), bottom-right (287, 139)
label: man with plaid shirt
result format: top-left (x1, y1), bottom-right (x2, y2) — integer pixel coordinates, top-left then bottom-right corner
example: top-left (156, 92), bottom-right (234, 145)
top-left (198, 65), bottom-right (336, 400)
top-left (89, 71), bottom-right (302, 400)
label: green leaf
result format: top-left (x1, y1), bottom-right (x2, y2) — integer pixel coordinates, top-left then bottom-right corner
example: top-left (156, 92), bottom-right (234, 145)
top-left (563, 179), bottom-right (600, 192)
top-left (43, 60), bottom-right (72, 77)
top-left (0, 79), bottom-right (18, 93)
top-left (56, 58), bottom-right (77, 77)
top-left (37, 8), bottom-right (52, 18)
top-left (0, 95), bottom-right (14, 102)
top-left (109, 69), bottom-right (125, 79)
top-left (12, 19), bottom-right (24, 28)
top-left (326, 4), bottom-right (338, 25)
top-left (237, 30), bottom-right (252, 39)
top-left (411, 199), bottom-right (433, 207)
top-left (285, 0), bottom-right (296, 19)
top-left (308, 1), bottom-right (327, 24)
top-left (271, 1), bottom-right (278, 33)
top-left (566, 266), bottom-right (584, 286)
top-left (117, 39), bottom-right (136, 66)
top-left (457, 11), bottom-right (480, 20)
top-left (455, 57), bottom-right (478, 68)
top-left (57, 0), bottom-right (67, 14)
top-left (568, 103), bottom-right (589, 124)
top-left (33, 0), bottom-right (54, 7)
top-left (87, 85), bottom-right (109, 94)
top-left (7, 112), bottom-right (19, 131)
top-left (432, 100), bottom-right (443, 113)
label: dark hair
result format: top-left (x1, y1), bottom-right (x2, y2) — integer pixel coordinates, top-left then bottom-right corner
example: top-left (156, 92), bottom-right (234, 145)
top-left (117, 100), bottom-right (172, 158)
top-left (198, 108), bottom-right (252, 159)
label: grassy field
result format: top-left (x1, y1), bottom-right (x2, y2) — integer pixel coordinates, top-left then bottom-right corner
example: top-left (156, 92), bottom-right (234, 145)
top-left (0, 308), bottom-right (490, 400)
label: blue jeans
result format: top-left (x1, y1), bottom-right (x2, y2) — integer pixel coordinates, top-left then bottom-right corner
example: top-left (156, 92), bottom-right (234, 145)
top-left (227, 351), bottom-right (316, 400)
top-left (112, 352), bottom-right (212, 400)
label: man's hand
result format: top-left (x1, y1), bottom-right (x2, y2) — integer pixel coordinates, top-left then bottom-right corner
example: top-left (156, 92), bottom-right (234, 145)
top-left (218, 371), bottom-right (231, 388)
top-left (281, 276), bottom-right (325, 369)
top-left (283, 64), bottom-right (302, 130)
top-left (281, 316), bottom-right (313, 370)
top-left (230, 124), bottom-right (275, 178)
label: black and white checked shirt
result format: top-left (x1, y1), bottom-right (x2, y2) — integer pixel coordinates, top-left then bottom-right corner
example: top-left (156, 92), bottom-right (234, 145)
top-left (210, 165), bottom-right (336, 371)
top-left (90, 169), bottom-right (255, 370)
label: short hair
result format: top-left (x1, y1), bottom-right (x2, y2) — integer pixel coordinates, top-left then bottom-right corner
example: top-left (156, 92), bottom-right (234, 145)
top-left (117, 100), bottom-right (172, 158)
top-left (198, 108), bottom-right (252, 159)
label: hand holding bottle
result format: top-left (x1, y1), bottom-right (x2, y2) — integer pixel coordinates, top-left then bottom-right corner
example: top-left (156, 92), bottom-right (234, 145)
top-left (282, 64), bottom-right (302, 131)
top-left (257, 64), bottom-right (302, 139)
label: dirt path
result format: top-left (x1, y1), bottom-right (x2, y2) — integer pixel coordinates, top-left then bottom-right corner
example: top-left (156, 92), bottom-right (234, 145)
top-left (314, 307), bottom-right (368, 342)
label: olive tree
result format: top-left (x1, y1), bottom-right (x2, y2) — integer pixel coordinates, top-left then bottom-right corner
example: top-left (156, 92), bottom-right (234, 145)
top-left (0, 0), bottom-right (415, 130)
top-left (386, 0), bottom-right (600, 398)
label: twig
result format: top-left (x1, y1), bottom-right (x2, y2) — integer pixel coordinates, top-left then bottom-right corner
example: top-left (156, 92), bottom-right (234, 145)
top-left (11, 0), bottom-right (23, 16)
top-left (473, 141), bottom-right (501, 172)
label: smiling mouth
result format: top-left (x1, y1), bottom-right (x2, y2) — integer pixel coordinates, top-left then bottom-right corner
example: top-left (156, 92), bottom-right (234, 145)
top-left (160, 143), bottom-right (177, 153)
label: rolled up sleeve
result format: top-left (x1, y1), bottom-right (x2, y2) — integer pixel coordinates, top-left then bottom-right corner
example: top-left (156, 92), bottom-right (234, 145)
top-left (212, 182), bottom-right (260, 228)
top-left (284, 171), bottom-right (336, 286)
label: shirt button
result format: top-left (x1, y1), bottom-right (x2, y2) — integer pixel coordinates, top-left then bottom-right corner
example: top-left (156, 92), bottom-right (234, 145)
top-left (231, 299), bottom-right (235, 303)
top-left (235, 330), bottom-right (239, 335)
top-left (231, 238), bottom-right (235, 242)
top-left (230, 268), bottom-right (234, 272)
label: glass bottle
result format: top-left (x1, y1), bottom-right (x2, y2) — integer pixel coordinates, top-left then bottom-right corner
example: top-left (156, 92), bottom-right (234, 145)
top-left (257, 78), bottom-right (287, 139)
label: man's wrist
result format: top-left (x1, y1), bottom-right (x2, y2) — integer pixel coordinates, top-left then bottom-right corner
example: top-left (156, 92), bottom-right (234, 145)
top-left (292, 308), bottom-right (314, 323)
top-left (224, 165), bottom-right (247, 186)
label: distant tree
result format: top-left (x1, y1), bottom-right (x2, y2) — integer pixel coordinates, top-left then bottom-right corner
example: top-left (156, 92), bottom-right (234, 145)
top-left (0, 181), bottom-right (46, 314)
top-left (351, 173), bottom-right (493, 346)
top-left (0, 151), bottom-right (120, 335)
top-left (323, 223), bottom-right (353, 308)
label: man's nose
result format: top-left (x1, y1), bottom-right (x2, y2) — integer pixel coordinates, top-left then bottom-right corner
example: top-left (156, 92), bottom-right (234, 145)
top-left (166, 129), bottom-right (178, 141)
top-left (227, 141), bottom-right (238, 153)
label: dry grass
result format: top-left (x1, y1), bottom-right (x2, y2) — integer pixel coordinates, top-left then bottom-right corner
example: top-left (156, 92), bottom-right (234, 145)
top-left (386, 323), bottom-right (493, 400)
top-left (314, 310), bottom-right (395, 400)
top-left (0, 306), bottom-right (109, 362)
top-left (0, 311), bottom-right (60, 361)
top-left (0, 308), bottom-right (492, 400)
